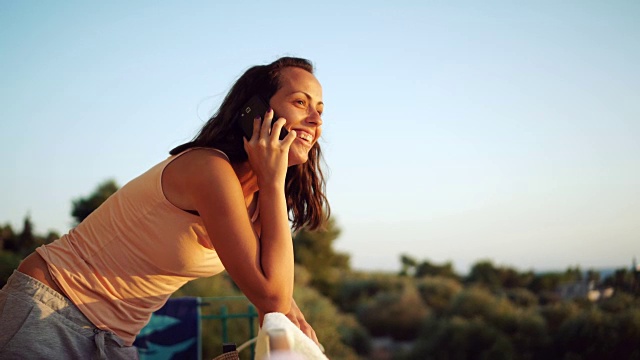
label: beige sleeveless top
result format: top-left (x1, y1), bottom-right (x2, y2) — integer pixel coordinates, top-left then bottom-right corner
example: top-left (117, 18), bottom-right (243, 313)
top-left (36, 148), bottom-right (234, 345)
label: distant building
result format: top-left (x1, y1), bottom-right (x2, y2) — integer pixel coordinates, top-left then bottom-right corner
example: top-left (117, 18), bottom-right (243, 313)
top-left (557, 279), bottom-right (592, 300)
top-left (557, 279), bottom-right (614, 302)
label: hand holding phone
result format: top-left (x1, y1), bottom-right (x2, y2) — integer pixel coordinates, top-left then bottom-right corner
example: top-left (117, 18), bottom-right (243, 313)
top-left (238, 96), bottom-right (289, 140)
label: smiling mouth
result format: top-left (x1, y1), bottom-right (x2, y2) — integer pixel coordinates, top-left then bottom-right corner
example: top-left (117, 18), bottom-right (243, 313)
top-left (296, 131), bottom-right (313, 143)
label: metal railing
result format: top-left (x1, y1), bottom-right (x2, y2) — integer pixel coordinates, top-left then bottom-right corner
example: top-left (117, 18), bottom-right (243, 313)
top-left (199, 296), bottom-right (258, 359)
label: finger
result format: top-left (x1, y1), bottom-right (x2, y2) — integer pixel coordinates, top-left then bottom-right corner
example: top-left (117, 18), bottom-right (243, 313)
top-left (300, 323), bottom-right (319, 345)
top-left (286, 313), bottom-right (300, 328)
top-left (299, 322), bottom-right (311, 336)
top-left (260, 109), bottom-right (273, 139)
top-left (310, 329), bottom-right (320, 347)
top-left (250, 116), bottom-right (261, 142)
top-left (283, 129), bottom-right (297, 147)
top-left (270, 118), bottom-right (287, 142)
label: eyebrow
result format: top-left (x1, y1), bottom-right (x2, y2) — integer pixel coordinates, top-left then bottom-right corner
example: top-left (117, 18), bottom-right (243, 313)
top-left (288, 91), bottom-right (324, 106)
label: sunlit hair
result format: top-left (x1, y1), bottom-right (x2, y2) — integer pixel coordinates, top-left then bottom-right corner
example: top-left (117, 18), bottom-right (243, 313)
top-left (170, 57), bottom-right (329, 231)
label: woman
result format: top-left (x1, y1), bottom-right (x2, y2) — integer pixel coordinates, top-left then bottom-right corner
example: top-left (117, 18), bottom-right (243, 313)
top-left (0, 56), bottom-right (328, 359)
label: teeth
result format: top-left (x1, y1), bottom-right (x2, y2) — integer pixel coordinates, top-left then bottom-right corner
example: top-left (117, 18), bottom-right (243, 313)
top-left (297, 132), bottom-right (312, 141)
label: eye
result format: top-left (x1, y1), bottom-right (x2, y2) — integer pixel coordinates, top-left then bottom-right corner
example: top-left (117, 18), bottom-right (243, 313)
top-left (295, 99), bottom-right (306, 106)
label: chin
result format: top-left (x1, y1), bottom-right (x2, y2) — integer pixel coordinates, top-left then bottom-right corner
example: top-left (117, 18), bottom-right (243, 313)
top-left (288, 141), bottom-right (315, 166)
top-left (288, 150), bottom-right (309, 166)
top-left (288, 155), bottom-right (308, 167)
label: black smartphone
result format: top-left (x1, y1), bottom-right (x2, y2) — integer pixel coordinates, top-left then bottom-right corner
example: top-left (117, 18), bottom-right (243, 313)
top-left (238, 95), bottom-right (289, 140)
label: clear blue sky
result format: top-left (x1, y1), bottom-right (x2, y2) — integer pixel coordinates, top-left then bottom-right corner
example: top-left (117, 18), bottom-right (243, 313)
top-left (2, 1), bottom-right (638, 274)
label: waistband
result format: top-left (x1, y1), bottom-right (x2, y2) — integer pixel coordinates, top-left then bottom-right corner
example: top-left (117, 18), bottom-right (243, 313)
top-left (7, 270), bottom-right (81, 316)
top-left (5, 270), bottom-right (126, 349)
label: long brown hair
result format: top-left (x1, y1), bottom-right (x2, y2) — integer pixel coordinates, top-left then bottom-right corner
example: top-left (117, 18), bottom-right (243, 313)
top-left (170, 57), bottom-right (329, 231)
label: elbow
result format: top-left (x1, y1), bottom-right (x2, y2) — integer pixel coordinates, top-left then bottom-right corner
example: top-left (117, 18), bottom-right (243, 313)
top-left (256, 293), bottom-right (292, 315)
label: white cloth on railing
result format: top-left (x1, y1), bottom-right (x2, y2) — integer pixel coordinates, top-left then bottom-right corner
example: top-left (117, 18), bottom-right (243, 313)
top-left (254, 313), bottom-right (328, 360)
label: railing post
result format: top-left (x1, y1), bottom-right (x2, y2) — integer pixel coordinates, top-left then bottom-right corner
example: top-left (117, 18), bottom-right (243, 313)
top-left (198, 296), bottom-right (259, 357)
top-left (197, 297), bottom-right (203, 360)
top-left (220, 305), bottom-right (228, 343)
top-left (248, 304), bottom-right (257, 359)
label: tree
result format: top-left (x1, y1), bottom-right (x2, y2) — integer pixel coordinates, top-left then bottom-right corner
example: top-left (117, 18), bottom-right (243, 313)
top-left (292, 217), bottom-right (350, 298)
top-left (292, 266), bottom-right (365, 359)
top-left (539, 301), bottom-right (582, 340)
top-left (399, 254), bottom-right (418, 276)
top-left (505, 287), bottom-right (539, 308)
top-left (467, 260), bottom-right (534, 291)
top-left (415, 276), bottom-right (463, 314)
top-left (0, 250), bottom-right (23, 287)
top-left (598, 292), bottom-right (639, 314)
top-left (172, 265), bottom-right (363, 360)
top-left (466, 260), bottom-right (502, 289)
top-left (563, 266), bottom-right (583, 282)
top-left (414, 260), bottom-right (459, 279)
top-left (0, 218), bottom-right (59, 286)
top-left (1, 215), bottom-right (57, 258)
top-left (603, 267), bottom-right (640, 295)
top-left (399, 255), bottom-right (460, 280)
top-left (356, 280), bottom-right (430, 341)
top-left (410, 317), bottom-right (515, 360)
top-left (555, 308), bottom-right (618, 359)
top-left (333, 272), bottom-right (405, 313)
top-left (586, 269), bottom-right (601, 283)
top-left (16, 214), bottom-right (37, 256)
top-left (71, 179), bottom-right (119, 224)
top-left (0, 222), bottom-right (17, 253)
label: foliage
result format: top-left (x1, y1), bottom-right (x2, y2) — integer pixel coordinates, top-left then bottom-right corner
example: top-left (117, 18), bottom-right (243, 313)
top-left (333, 271), bottom-right (406, 313)
top-left (400, 254), bottom-right (460, 280)
top-left (613, 309), bottom-right (640, 359)
top-left (505, 287), bottom-right (539, 308)
top-left (71, 179), bottom-right (119, 225)
top-left (399, 254), bottom-right (418, 276)
top-left (4, 178), bottom-right (640, 358)
top-left (538, 301), bottom-right (582, 335)
top-left (408, 316), bottom-right (516, 360)
top-left (171, 266), bottom-right (363, 360)
top-left (292, 217), bottom-right (350, 299)
top-left (554, 308), bottom-right (640, 359)
top-left (356, 279), bottom-right (430, 341)
top-left (446, 286), bottom-right (515, 322)
top-left (528, 272), bottom-right (564, 294)
top-left (0, 216), bottom-right (59, 286)
top-left (408, 287), bottom-right (550, 359)
top-left (293, 266), bottom-right (363, 360)
top-left (598, 292), bottom-right (640, 314)
top-left (1, 216), bottom-right (58, 258)
top-left (0, 250), bottom-right (23, 287)
top-left (415, 275), bottom-right (463, 314)
top-left (172, 274), bottom-right (250, 359)
top-left (529, 267), bottom-right (590, 295)
top-left (466, 259), bottom-right (535, 290)
top-left (603, 267), bottom-right (640, 295)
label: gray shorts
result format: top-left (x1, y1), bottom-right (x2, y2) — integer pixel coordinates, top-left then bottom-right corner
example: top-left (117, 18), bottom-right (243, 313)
top-left (0, 270), bottom-right (139, 360)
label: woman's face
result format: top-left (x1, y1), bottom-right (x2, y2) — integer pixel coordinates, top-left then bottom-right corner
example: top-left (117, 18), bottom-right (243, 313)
top-left (269, 67), bottom-right (324, 166)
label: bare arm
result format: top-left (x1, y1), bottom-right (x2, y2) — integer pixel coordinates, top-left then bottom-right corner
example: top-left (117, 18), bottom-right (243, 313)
top-left (175, 112), bottom-right (297, 314)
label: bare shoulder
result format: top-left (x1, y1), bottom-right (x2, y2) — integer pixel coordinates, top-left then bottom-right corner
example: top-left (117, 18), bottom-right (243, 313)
top-left (162, 148), bottom-right (240, 212)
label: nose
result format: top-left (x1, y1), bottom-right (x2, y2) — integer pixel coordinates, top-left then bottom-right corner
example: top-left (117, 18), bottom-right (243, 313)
top-left (306, 108), bottom-right (323, 126)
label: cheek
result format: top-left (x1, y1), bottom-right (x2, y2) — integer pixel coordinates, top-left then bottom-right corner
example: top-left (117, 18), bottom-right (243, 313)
top-left (283, 116), bottom-right (297, 131)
